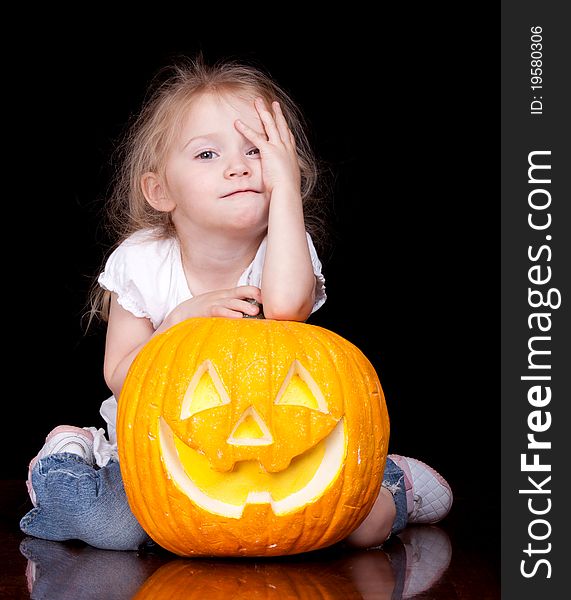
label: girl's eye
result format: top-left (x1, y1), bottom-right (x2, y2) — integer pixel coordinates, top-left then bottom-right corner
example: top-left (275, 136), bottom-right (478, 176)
top-left (195, 149), bottom-right (259, 159)
top-left (196, 150), bottom-right (218, 160)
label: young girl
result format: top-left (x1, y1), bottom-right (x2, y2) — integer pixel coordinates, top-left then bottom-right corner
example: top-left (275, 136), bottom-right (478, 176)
top-left (20, 56), bottom-right (452, 552)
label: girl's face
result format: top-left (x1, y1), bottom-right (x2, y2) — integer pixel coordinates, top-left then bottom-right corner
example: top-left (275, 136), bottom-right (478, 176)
top-left (161, 91), bottom-right (270, 238)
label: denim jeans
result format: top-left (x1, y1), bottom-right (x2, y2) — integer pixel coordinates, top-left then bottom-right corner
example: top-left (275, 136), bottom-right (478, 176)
top-left (20, 454), bottom-right (150, 551)
top-left (382, 456), bottom-right (408, 536)
top-left (20, 453), bottom-right (407, 551)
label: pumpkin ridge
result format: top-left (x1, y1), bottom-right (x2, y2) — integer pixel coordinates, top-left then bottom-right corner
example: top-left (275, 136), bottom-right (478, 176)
top-left (308, 327), bottom-right (379, 544)
top-left (145, 325), bottom-right (189, 549)
top-left (176, 319), bottom-right (219, 551)
top-left (161, 322), bottom-right (209, 553)
top-left (351, 337), bottom-right (386, 525)
top-left (348, 345), bottom-right (380, 529)
top-left (119, 326), bottom-right (174, 543)
top-left (286, 323), bottom-right (348, 546)
top-left (266, 319), bottom-right (275, 486)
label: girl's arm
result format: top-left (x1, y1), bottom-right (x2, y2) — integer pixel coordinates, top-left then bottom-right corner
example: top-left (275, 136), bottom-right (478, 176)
top-left (103, 296), bottom-right (158, 399)
top-left (261, 185), bottom-right (316, 321)
top-left (237, 99), bottom-right (316, 321)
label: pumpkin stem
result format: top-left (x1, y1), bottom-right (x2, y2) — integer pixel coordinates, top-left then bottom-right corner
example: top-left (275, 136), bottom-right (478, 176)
top-left (242, 298), bottom-right (265, 319)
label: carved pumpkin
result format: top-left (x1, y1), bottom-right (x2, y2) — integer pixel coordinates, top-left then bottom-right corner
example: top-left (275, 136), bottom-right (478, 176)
top-left (118, 318), bottom-right (389, 557)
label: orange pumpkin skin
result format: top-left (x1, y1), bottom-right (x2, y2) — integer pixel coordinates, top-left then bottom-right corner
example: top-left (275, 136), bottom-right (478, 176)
top-left (118, 318), bottom-right (389, 557)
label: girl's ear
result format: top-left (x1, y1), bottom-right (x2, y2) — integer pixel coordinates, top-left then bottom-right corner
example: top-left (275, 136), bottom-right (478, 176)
top-left (141, 172), bottom-right (176, 212)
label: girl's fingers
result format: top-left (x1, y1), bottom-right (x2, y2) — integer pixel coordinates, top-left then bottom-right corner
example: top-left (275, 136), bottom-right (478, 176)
top-left (272, 101), bottom-right (293, 146)
top-left (233, 286), bottom-right (263, 302)
top-left (211, 306), bottom-right (244, 319)
top-left (236, 99), bottom-right (294, 149)
top-left (226, 298), bottom-right (260, 316)
top-left (211, 296), bottom-right (259, 317)
top-left (235, 119), bottom-right (266, 146)
top-left (254, 97), bottom-right (281, 144)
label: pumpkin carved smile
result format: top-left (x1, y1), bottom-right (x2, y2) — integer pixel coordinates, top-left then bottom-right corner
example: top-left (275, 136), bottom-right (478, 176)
top-left (159, 416), bottom-right (346, 517)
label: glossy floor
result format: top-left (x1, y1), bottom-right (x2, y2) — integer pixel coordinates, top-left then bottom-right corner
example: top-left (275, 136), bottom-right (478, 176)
top-left (1, 481), bottom-right (499, 599)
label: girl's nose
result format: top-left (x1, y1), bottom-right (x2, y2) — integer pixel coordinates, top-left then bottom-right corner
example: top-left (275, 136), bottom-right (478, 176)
top-left (224, 158), bottom-right (251, 179)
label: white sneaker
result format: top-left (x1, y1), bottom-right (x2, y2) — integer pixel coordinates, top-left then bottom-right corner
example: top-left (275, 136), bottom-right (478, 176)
top-left (388, 455), bottom-right (453, 524)
top-left (26, 425), bottom-right (95, 506)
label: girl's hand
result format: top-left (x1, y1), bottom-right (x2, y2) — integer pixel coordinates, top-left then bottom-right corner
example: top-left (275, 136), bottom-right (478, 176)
top-left (163, 286), bottom-right (263, 327)
top-left (235, 98), bottom-right (301, 195)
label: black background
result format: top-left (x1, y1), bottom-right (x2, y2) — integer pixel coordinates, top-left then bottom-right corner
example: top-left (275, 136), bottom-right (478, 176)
top-left (7, 18), bottom-right (496, 532)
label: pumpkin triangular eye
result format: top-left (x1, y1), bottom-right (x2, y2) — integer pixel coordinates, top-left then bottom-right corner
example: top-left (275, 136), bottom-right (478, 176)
top-left (181, 360), bottom-right (230, 419)
top-left (274, 360), bottom-right (328, 413)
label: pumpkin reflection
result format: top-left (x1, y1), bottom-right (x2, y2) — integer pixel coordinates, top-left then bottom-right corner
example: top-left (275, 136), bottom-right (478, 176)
top-left (21, 528), bottom-right (453, 599)
top-left (132, 549), bottom-right (397, 600)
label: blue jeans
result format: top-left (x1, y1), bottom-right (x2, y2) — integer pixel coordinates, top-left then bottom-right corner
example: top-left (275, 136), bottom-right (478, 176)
top-left (20, 454), bottom-right (150, 551)
top-left (20, 453), bottom-right (407, 551)
top-left (382, 456), bottom-right (408, 536)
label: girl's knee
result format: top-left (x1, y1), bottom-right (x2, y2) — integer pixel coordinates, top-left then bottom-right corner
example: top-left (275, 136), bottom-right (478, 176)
top-left (345, 518), bottom-right (392, 549)
top-left (26, 456), bottom-right (146, 550)
top-left (30, 457), bottom-right (100, 512)
top-left (345, 487), bottom-right (396, 549)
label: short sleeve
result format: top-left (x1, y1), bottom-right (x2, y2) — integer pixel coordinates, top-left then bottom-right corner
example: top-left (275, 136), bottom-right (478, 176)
top-left (306, 232), bottom-right (327, 314)
top-left (98, 244), bottom-right (151, 320)
top-left (97, 230), bottom-right (190, 329)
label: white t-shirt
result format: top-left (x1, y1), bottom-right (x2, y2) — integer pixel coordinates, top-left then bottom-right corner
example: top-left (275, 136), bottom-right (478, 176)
top-left (89, 228), bottom-right (327, 466)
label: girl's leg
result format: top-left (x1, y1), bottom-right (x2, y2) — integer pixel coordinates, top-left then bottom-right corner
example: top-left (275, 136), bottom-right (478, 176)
top-left (345, 486), bottom-right (397, 548)
top-left (20, 454), bottom-right (150, 551)
top-left (345, 456), bottom-right (407, 548)
top-left (345, 455), bottom-right (452, 548)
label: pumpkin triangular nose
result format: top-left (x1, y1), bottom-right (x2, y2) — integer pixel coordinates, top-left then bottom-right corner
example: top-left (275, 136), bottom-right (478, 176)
top-left (227, 406), bottom-right (273, 446)
top-left (233, 414), bottom-right (263, 438)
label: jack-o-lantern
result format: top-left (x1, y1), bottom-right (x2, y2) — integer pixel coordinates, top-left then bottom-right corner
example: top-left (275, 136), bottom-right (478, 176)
top-left (118, 318), bottom-right (389, 557)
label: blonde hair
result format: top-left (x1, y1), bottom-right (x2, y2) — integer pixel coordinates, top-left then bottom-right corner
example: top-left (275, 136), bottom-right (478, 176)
top-left (87, 54), bottom-right (331, 327)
